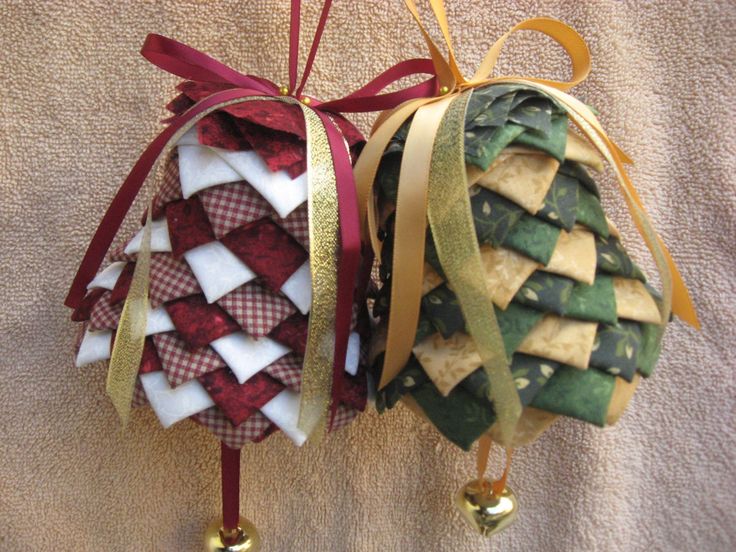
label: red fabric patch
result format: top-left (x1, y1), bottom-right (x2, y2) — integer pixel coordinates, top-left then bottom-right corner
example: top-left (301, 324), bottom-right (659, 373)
top-left (192, 407), bottom-right (272, 449)
top-left (233, 119), bottom-right (306, 176)
top-left (221, 218), bottom-right (307, 292)
top-left (165, 294), bottom-right (240, 350)
top-left (71, 288), bottom-right (105, 322)
top-left (199, 369), bottom-right (284, 427)
top-left (339, 373), bottom-right (368, 412)
top-left (198, 181), bottom-right (273, 239)
top-left (268, 313), bottom-right (308, 355)
top-left (139, 337), bottom-right (163, 374)
top-left (165, 197), bottom-right (216, 257)
top-left (166, 92), bottom-right (195, 115)
top-left (109, 263), bottom-right (135, 305)
top-left (197, 111), bottom-right (252, 151)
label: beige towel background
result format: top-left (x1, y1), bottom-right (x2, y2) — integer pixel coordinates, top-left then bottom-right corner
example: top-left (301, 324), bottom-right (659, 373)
top-left (1, 1), bottom-right (734, 550)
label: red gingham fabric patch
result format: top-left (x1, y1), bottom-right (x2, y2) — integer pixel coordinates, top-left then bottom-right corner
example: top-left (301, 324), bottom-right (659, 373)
top-left (149, 254), bottom-right (202, 308)
top-left (329, 405), bottom-right (359, 432)
top-left (192, 407), bottom-right (273, 449)
top-left (262, 352), bottom-right (303, 391)
top-left (217, 282), bottom-right (296, 337)
top-left (198, 181), bottom-right (273, 238)
top-left (131, 379), bottom-right (149, 408)
top-left (152, 154), bottom-right (183, 219)
top-left (108, 240), bottom-right (135, 263)
top-left (88, 291), bottom-right (122, 331)
top-left (152, 331), bottom-right (225, 386)
top-left (274, 202), bottom-right (309, 251)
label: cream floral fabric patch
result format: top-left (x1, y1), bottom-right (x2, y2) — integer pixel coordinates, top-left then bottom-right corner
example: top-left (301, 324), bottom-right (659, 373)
top-left (613, 277), bottom-right (662, 324)
top-left (543, 226), bottom-right (597, 284)
top-left (517, 314), bottom-right (598, 369)
top-left (412, 332), bottom-right (482, 396)
top-left (480, 245), bottom-right (539, 309)
top-left (565, 131), bottom-right (603, 171)
top-left (477, 153), bottom-right (560, 214)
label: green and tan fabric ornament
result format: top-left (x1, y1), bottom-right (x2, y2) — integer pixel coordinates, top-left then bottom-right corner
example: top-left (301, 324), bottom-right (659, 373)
top-left (355, 0), bottom-right (699, 537)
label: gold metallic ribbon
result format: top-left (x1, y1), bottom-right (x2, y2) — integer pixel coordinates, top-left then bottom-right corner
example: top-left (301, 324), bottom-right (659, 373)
top-left (354, 0), bottom-right (700, 444)
top-left (106, 97), bottom-right (339, 439)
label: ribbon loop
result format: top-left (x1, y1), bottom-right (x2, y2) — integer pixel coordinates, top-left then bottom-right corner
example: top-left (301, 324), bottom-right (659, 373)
top-left (471, 17), bottom-right (591, 91)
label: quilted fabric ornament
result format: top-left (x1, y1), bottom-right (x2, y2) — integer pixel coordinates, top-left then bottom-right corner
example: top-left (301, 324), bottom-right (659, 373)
top-left (357, 0), bottom-right (699, 536)
top-left (65, 2), bottom-right (435, 548)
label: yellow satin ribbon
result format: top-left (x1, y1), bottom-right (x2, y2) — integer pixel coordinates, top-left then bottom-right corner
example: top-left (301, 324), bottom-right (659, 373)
top-left (354, 0), bottom-right (699, 443)
top-left (106, 96), bottom-right (339, 439)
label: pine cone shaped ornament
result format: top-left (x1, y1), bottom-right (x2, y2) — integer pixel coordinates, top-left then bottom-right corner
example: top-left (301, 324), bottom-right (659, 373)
top-left (372, 84), bottom-right (663, 447)
top-left (358, 1), bottom-right (699, 536)
top-left (72, 86), bottom-right (371, 448)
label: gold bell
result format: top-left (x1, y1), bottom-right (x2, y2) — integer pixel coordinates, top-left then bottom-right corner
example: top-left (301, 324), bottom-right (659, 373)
top-left (455, 480), bottom-right (518, 537)
top-left (205, 517), bottom-right (261, 552)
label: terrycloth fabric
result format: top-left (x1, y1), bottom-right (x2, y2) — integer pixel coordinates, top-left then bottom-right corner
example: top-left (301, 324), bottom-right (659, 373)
top-left (1, 1), bottom-right (734, 550)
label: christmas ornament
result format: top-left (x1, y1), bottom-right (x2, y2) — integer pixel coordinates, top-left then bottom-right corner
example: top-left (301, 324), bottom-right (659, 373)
top-left (65, 1), bottom-right (435, 547)
top-left (357, 0), bottom-right (699, 536)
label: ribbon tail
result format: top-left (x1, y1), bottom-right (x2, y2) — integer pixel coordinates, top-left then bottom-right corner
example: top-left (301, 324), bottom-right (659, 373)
top-left (297, 106), bottom-right (341, 441)
top-left (425, 92), bottom-right (521, 446)
top-left (106, 206), bottom-right (152, 425)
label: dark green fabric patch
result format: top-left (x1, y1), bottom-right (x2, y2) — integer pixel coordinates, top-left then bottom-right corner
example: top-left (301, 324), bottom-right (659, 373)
top-left (558, 161), bottom-right (599, 197)
top-left (576, 185), bottom-right (609, 237)
top-left (537, 172), bottom-right (579, 231)
top-left (411, 382), bottom-right (496, 451)
top-left (564, 275), bottom-right (618, 324)
top-left (465, 123), bottom-right (527, 171)
top-left (502, 214), bottom-right (561, 265)
top-left (511, 354), bottom-right (560, 406)
top-left (508, 98), bottom-right (554, 137)
top-left (596, 235), bottom-right (646, 282)
top-left (514, 271), bottom-right (576, 315)
top-left (470, 186), bottom-right (526, 248)
top-left (375, 356), bottom-right (429, 411)
top-left (637, 323), bottom-right (664, 377)
top-left (513, 112), bottom-right (568, 162)
top-left (376, 152), bottom-right (401, 204)
top-left (421, 285), bottom-right (464, 339)
top-left (530, 365), bottom-right (616, 427)
top-left (589, 321), bottom-right (642, 382)
top-left (417, 285), bottom-right (543, 355)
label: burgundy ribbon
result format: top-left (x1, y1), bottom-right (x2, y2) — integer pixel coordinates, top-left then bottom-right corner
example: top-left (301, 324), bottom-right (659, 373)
top-left (65, 1), bottom-right (437, 417)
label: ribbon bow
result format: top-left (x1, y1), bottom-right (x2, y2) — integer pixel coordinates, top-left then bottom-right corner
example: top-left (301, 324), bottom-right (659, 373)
top-left (355, 0), bottom-right (700, 447)
top-left (65, 0), bottom-right (436, 438)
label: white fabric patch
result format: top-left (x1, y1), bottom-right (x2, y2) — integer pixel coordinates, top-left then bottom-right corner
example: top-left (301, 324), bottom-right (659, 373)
top-left (260, 389), bottom-right (308, 446)
top-left (214, 148), bottom-right (308, 218)
top-left (345, 332), bottom-right (361, 376)
top-left (178, 144), bottom-right (242, 198)
top-left (76, 328), bottom-right (113, 367)
top-left (86, 262), bottom-right (126, 290)
top-left (140, 371), bottom-right (215, 428)
top-left (280, 261), bottom-right (312, 315)
top-left (124, 219), bottom-right (172, 255)
top-left (209, 332), bottom-right (290, 384)
top-left (145, 305), bottom-right (175, 336)
top-left (184, 241), bottom-right (256, 303)
top-left (177, 127), bottom-right (200, 146)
